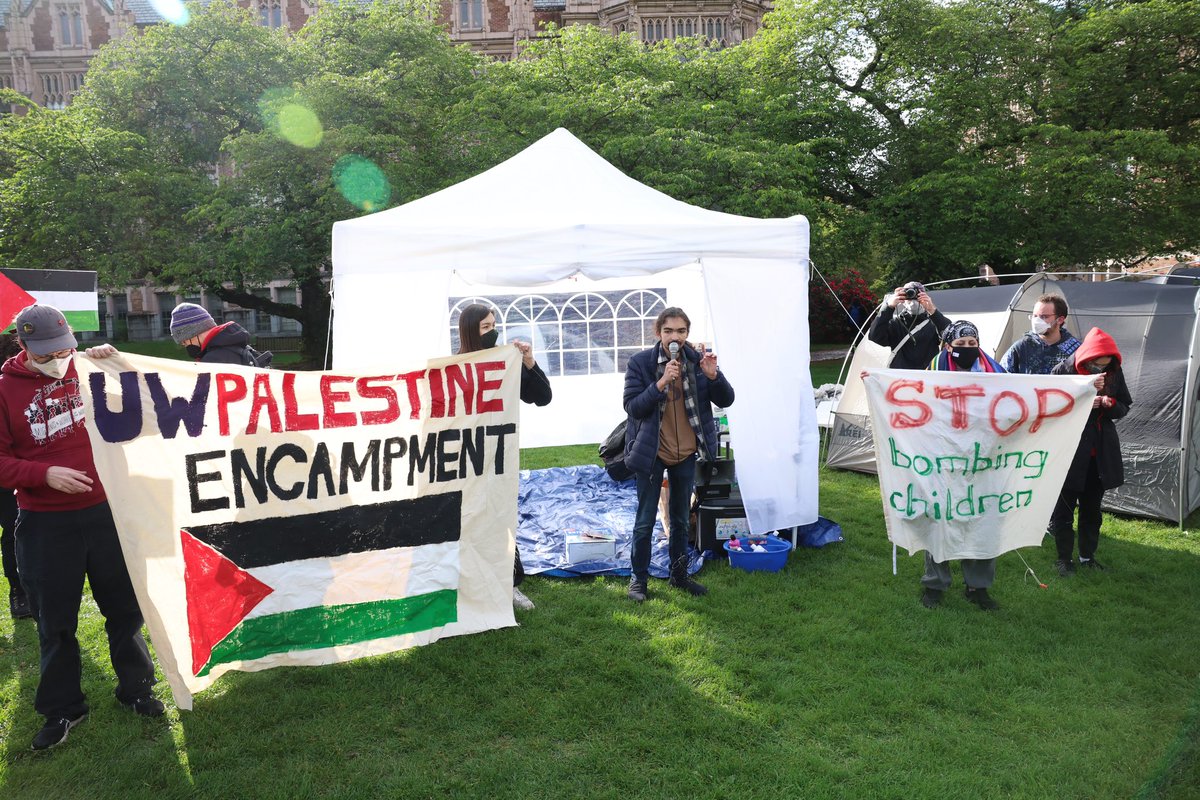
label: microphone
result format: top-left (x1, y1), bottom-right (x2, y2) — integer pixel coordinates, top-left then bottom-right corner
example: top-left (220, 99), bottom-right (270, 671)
top-left (668, 341), bottom-right (680, 361)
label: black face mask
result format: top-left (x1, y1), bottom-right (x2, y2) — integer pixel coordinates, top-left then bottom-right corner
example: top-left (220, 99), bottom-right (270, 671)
top-left (479, 329), bottom-right (499, 349)
top-left (950, 347), bottom-right (980, 370)
top-left (185, 344), bottom-right (203, 359)
top-left (1085, 361), bottom-right (1110, 374)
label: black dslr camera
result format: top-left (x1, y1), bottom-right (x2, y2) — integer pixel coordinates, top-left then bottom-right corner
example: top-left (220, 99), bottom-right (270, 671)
top-left (903, 282), bottom-right (924, 300)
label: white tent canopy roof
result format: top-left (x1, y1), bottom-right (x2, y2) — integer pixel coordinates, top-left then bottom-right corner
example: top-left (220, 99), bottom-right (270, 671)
top-left (332, 128), bottom-right (807, 284)
top-left (332, 128), bottom-right (817, 533)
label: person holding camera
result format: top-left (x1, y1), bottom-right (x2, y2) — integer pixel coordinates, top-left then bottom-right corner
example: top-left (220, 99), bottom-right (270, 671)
top-left (868, 282), bottom-right (951, 370)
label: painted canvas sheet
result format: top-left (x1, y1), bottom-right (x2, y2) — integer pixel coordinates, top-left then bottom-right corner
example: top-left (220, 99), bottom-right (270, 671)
top-left (862, 369), bottom-right (1096, 562)
top-left (77, 348), bottom-right (522, 709)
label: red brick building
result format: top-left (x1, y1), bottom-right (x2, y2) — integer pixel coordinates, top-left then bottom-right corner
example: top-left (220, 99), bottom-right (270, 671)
top-left (1, 0), bottom-right (769, 108)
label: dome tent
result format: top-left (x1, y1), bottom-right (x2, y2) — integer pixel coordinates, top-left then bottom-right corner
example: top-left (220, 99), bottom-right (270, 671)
top-left (331, 128), bottom-right (817, 534)
top-left (826, 274), bottom-right (1200, 525)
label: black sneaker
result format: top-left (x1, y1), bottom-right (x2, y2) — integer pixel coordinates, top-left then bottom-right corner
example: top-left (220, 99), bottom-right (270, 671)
top-left (31, 712), bottom-right (87, 751)
top-left (1079, 558), bottom-right (1107, 571)
top-left (965, 588), bottom-right (999, 611)
top-left (9, 590), bottom-right (32, 619)
top-left (1055, 559), bottom-right (1076, 577)
top-left (124, 695), bottom-right (165, 717)
top-left (627, 578), bottom-right (647, 603)
top-left (668, 575), bottom-right (708, 596)
top-left (920, 588), bottom-right (943, 609)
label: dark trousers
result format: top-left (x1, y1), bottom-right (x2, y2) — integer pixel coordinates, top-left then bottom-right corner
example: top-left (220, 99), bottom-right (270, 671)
top-left (15, 501), bottom-right (156, 719)
top-left (631, 454), bottom-right (697, 579)
top-left (513, 551), bottom-right (525, 587)
top-left (1050, 458), bottom-right (1105, 562)
top-left (0, 487), bottom-right (20, 596)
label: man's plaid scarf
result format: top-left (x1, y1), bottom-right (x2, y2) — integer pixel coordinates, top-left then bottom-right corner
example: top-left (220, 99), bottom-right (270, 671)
top-left (656, 344), bottom-right (708, 461)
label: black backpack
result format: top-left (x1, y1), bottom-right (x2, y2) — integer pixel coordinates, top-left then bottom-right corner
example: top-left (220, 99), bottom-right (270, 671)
top-left (243, 345), bottom-right (273, 368)
top-left (598, 420), bottom-right (633, 482)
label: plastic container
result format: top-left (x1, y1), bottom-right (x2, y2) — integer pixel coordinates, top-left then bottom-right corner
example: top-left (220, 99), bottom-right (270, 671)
top-left (723, 535), bottom-right (792, 573)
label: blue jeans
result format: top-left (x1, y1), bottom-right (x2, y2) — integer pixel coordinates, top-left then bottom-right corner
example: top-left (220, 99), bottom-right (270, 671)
top-left (631, 455), bottom-right (696, 580)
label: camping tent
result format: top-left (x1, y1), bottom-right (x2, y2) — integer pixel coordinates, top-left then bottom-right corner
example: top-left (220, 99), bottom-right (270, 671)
top-left (826, 274), bottom-right (1200, 524)
top-left (331, 128), bottom-right (817, 534)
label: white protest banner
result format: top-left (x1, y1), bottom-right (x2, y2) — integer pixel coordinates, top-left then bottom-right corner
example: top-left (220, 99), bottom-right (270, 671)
top-left (862, 369), bottom-right (1097, 562)
top-left (77, 348), bottom-right (522, 710)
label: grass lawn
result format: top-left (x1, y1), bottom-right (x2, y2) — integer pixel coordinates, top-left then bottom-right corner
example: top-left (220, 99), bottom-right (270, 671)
top-left (1, 362), bottom-right (1197, 799)
top-left (106, 340), bottom-right (305, 367)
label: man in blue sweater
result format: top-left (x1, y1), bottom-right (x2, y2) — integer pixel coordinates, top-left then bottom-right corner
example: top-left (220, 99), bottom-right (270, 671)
top-left (622, 307), bottom-right (735, 602)
top-left (1000, 293), bottom-right (1080, 375)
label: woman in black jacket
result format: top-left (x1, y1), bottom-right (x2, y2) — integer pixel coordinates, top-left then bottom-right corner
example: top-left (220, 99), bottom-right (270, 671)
top-left (456, 304), bottom-right (551, 610)
top-left (1049, 327), bottom-right (1132, 575)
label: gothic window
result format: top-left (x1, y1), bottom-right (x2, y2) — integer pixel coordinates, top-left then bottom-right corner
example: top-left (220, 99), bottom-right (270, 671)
top-left (459, 0), bottom-right (484, 31)
top-left (58, 7), bottom-right (84, 47)
top-left (260, 0), bottom-right (283, 28)
top-left (41, 73), bottom-right (66, 109)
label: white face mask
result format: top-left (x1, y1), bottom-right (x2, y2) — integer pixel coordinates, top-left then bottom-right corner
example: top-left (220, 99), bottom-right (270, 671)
top-left (898, 300), bottom-right (922, 319)
top-left (29, 354), bottom-right (72, 380)
top-left (1031, 317), bottom-right (1053, 336)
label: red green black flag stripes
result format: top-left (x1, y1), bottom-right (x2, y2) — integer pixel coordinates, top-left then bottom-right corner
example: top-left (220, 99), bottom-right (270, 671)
top-left (0, 268), bottom-right (98, 331)
top-left (183, 494), bottom-right (463, 676)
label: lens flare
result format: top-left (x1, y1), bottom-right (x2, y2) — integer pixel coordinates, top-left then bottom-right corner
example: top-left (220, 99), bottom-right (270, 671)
top-left (258, 89), bottom-right (323, 149)
top-left (148, 0), bottom-right (190, 25)
top-left (276, 104), bottom-right (323, 148)
top-left (334, 156), bottom-right (391, 212)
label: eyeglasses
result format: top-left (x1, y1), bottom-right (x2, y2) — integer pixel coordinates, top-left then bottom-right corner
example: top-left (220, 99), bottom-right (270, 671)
top-left (29, 349), bottom-right (74, 363)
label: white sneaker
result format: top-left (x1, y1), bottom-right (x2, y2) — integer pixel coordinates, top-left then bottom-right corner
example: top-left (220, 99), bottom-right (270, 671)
top-left (512, 587), bottom-right (536, 611)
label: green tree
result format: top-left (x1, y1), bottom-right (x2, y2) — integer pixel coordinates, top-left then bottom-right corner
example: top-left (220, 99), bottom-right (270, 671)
top-left (0, 91), bottom-right (202, 284)
top-left (762, 0), bottom-right (1200, 284)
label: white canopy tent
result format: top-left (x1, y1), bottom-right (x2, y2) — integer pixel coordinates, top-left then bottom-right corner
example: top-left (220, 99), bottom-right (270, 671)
top-left (331, 128), bottom-right (817, 533)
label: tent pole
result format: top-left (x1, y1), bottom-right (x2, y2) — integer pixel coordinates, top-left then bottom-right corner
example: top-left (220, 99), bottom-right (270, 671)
top-left (323, 282), bottom-right (335, 371)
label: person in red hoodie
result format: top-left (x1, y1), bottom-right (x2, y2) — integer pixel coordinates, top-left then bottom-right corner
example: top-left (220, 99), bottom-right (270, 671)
top-left (0, 305), bottom-right (162, 751)
top-left (1049, 328), bottom-right (1132, 575)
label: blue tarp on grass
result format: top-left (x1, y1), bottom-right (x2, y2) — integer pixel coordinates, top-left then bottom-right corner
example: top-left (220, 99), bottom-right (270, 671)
top-left (517, 465), bottom-right (703, 578)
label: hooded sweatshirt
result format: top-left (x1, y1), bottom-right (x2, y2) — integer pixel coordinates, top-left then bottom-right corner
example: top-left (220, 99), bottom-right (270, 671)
top-left (1050, 327), bottom-right (1131, 490)
top-left (0, 352), bottom-right (107, 511)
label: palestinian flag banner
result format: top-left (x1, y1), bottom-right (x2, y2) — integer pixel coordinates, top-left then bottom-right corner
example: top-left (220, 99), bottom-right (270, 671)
top-left (0, 268), bottom-right (99, 331)
top-left (76, 347), bottom-right (522, 709)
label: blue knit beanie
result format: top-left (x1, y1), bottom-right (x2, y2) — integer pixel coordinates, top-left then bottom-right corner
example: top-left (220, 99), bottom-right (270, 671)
top-left (170, 303), bottom-right (216, 345)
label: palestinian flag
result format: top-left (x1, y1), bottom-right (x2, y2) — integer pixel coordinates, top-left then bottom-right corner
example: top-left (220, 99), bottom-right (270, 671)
top-left (182, 493), bottom-right (462, 677)
top-left (0, 268), bottom-right (99, 332)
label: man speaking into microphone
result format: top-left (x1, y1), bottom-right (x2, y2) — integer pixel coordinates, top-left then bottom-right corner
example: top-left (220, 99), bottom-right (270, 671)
top-left (622, 307), bottom-right (735, 602)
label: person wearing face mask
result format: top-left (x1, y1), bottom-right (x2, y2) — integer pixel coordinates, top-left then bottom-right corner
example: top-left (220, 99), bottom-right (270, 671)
top-left (0, 305), bottom-right (163, 751)
top-left (928, 320), bottom-right (1004, 372)
top-left (455, 304), bottom-right (550, 611)
top-left (1000, 293), bottom-right (1080, 375)
top-left (867, 281), bottom-right (952, 370)
top-left (169, 302), bottom-right (272, 367)
top-left (920, 319), bottom-right (1006, 611)
top-left (1048, 328), bottom-right (1131, 576)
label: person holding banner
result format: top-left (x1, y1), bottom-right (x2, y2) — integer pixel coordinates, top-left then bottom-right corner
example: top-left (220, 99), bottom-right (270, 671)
top-left (623, 307), bottom-right (734, 602)
top-left (0, 305), bottom-right (162, 751)
top-left (456, 304), bottom-right (551, 611)
top-left (868, 282), bottom-right (951, 370)
top-left (920, 320), bottom-right (1005, 610)
top-left (1000, 294), bottom-right (1081, 375)
top-left (1048, 328), bottom-right (1131, 575)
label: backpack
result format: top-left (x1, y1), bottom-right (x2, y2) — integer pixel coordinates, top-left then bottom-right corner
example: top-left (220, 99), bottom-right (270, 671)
top-left (598, 420), bottom-right (633, 482)
top-left (244, 345), bottom-right (273, 368)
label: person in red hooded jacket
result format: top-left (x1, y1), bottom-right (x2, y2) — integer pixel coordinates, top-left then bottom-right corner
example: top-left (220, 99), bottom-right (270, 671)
top-left (1049, 328), bottom-right (1132, 575)
top-left (0, 305), bottom-right (163, 751)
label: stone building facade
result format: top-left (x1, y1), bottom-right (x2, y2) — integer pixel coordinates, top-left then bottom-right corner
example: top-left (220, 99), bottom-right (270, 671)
top-left (1, 0), bottom-right (770, 109)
